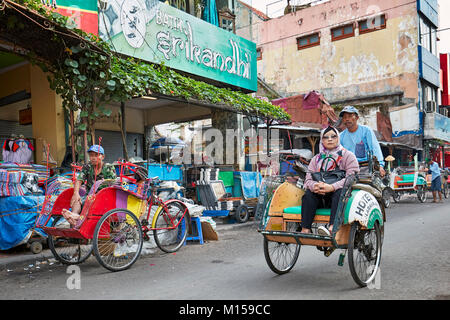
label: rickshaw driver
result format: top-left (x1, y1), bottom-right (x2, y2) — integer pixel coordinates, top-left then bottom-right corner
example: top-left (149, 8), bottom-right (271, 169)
top-left (339, 106), bottom-right (386, 177)
top-left (61, 145), bottom-right (117, 227)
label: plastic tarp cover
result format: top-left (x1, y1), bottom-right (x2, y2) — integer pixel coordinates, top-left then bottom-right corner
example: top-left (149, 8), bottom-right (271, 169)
top-left (218, 171), bottom-right (234, 187)
top-left (0, 195), bottom-right (46, 250)
top-left (236, 172), bottom-right (262, 199)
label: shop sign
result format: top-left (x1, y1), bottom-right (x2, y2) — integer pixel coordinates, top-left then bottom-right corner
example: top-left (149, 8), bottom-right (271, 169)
top-left (19, 108), bottom-right (32, 125)
top-left (40, 0), bottom-right (98, 35)
top-left (98, 0), bottom-right (257, 92)
top-left (424, 112), bottom-right (450, 143)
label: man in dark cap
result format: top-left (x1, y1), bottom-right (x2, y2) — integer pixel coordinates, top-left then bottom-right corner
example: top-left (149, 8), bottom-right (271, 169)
top-left (339, 106), bottom-right (386, 177)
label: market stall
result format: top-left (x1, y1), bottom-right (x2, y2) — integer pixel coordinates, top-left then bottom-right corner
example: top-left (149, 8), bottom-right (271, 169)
top-left (0, 160), bottom-right (50, 253)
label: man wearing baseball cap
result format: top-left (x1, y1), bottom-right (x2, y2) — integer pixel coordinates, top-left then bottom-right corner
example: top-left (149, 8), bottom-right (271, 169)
top-left (339, 106), bottom-right (386, 177)
top-left (61, 144), bottom-right (117, 227)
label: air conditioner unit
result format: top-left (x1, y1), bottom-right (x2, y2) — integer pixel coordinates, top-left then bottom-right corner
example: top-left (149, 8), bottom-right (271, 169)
top-left (425, 101), bottom-right (436, 113)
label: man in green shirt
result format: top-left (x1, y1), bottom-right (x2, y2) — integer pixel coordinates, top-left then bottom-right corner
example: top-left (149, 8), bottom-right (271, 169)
top-left (61, 145), bottom-right (117, 227)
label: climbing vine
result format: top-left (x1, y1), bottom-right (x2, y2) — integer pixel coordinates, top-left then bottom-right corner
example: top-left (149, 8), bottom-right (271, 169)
top-left (4, 0), bottom-right (290, 160)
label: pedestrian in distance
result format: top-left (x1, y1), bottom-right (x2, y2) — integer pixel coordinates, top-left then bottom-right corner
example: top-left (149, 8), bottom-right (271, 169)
top-left (426, 158), bottom-right (443, 203)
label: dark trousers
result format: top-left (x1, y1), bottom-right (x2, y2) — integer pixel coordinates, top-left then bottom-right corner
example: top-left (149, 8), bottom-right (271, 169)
top-left (301, 188), bottom-right (342, 230)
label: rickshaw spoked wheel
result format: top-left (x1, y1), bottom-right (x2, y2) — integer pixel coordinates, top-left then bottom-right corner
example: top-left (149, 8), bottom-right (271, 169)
top-left (443, 183), bottom-right (449, 199)
top-left (382, 189), bottom-right (391, 208)
top-left (392, 192), bottom-right (401, 203)
top-left (263, 237), bottom-right (300, 275)
top-left (417, 185), bottom-right (427, 203)
top-left (348, 222), bottom-right (382, 288)
top-left (47, 216), bottom-right (93, 265)
top-left (93, 209), bottom-right (143, 272)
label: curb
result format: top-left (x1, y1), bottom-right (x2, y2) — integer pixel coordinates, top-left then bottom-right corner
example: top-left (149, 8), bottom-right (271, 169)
top-left (0, 250), bottom-right (55, 269)
top-left (215, 220), bottom-right (258, 232)
top-left (0, 220), bottom-right (259, 268)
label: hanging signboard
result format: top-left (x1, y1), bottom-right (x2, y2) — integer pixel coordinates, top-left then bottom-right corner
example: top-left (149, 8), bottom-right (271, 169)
top-left (98, 0), bottom-right (257, 92)
top-left (40, 0), bottom-right (98, 35)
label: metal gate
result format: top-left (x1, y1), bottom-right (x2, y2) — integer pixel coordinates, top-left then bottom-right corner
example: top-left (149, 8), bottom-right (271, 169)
top-left (95, 129), bottom-right (143, 163)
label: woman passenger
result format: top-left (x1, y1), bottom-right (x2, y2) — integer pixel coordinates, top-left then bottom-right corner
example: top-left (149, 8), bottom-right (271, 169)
top-left (301, 126), bottom-right (360, 235)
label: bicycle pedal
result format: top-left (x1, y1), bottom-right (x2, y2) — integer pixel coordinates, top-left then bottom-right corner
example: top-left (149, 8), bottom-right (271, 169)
top-left (141, 219), bottom-right (149, 226)
top-left (324, 248), bottom-right (335, 257)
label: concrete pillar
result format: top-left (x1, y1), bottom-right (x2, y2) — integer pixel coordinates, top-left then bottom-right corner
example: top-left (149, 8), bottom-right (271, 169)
top-left (143, 124), bottom-right (153, 160)
top-left (211, 109), bottom-right (245, 170)
top-left (30, 65), bottom-right (66, 165)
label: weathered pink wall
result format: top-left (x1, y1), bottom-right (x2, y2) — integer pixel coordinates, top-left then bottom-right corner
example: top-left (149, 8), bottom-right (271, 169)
top-left (256, 0), bottom-right (419, 104)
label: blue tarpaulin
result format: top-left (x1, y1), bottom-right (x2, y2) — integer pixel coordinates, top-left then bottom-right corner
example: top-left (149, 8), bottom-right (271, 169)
top-left (234, 171), bottom-right (262, 199)
top-left (0, 195), bottom-right (46, 250)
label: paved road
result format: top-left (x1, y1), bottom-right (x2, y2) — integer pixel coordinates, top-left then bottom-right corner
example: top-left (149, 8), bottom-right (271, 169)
top-left (0, 195), bottom-right (449, 300)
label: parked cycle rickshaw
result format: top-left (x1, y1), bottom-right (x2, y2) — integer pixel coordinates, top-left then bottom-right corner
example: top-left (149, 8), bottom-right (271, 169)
top-left (258, 157), bottom-right (386, 287)
top-left (36, 161), bottom-right (191, 272)
top-left (387, 154), bottom-right (428, 203)
top-left (443, 168), bottom-right (450, 198)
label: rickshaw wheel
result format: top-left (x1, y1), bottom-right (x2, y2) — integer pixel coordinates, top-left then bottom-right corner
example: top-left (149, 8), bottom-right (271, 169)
top-left (153, 201), bottom-right (188, 253)
top-left (443, 183), bottom-right (449, 199)
top-left (417, 185), bottom-right (427, 203)
top-left (392, 192), bottom-right (401, 203)
top-left (382, 189), bottom-right (391, 208)
top-left (48, 216), bottom-right (93, 265)
top-left (93, 209), bottom-right (143, 272)
top-left (263, 237), bottom-right (300, 275)
top-left (348, 222), bottom-right (382, 288)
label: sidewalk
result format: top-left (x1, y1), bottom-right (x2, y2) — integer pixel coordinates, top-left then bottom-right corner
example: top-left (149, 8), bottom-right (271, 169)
top-left (0, 219), bottom-right (258, 268)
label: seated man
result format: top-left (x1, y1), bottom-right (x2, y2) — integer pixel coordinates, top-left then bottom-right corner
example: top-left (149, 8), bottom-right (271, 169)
top-left (339, 106), bottom-right (386, 177)
top-left (61, 145), bottom-right (117, 227)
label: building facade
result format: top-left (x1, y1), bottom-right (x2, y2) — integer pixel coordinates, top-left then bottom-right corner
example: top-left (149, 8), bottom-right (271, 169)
top-left (252, 0), bottom-right (448, 164)
top-left (0, 0), bottom-right (99, 164)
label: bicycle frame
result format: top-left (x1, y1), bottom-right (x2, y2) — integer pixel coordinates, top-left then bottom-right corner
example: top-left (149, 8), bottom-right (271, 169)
top-left (143, 190), bottom-right (189, 232)
top-left (115, 160), bottom-right (191, 235)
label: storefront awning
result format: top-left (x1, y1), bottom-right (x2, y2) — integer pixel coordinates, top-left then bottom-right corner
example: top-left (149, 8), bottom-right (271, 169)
top-left (258, 124), bottom-right (321, 137)
top-left (380, 141), bottom-right (423, 150)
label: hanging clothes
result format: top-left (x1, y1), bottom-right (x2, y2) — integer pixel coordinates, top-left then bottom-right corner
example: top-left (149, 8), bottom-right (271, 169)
top-left (2, 138), bottom-right (34, 164)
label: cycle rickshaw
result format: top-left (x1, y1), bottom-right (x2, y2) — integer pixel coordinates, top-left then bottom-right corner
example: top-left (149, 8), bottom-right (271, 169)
top-left (258, 157), bottom-right (386, 287)
top-left (36, 161), bottom-right (191, 272)
top-left (387, 154), bottom-right (428, 203)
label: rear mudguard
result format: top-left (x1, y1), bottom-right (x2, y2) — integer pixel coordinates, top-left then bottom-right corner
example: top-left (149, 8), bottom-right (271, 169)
top-left (344, 190), bottom-right (384, 229)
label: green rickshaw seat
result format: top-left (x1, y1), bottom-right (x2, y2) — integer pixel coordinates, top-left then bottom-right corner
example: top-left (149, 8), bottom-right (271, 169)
top-left (283, 206), bottom-right (331, 216)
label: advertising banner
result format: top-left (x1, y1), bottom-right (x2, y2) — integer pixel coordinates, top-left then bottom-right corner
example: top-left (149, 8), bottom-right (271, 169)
top-left (98, 0), bottom-right (257, 92)
top-left (41, 0), bottom-right (98, 35)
